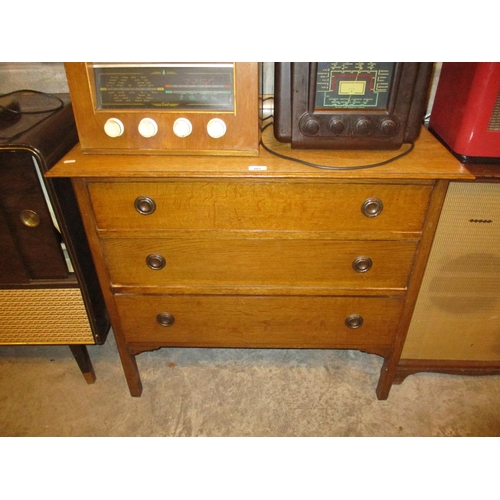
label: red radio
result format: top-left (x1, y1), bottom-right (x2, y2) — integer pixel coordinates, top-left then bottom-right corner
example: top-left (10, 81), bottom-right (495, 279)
top-left (429, 62), bottom-right (500, 163)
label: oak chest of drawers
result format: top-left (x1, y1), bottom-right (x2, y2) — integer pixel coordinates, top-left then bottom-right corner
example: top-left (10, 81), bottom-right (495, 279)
top-left (47, 127), bottom-right (472, 398)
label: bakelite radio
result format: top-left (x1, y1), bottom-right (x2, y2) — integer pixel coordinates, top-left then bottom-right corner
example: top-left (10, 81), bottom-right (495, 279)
top-left (64, 62), bottom-right (260, 156)
top-left (274, 62), bottom-right (433, 150)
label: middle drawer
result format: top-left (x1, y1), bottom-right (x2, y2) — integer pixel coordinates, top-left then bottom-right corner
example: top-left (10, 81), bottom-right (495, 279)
top-left (103, 238), bottom-right (417, 292)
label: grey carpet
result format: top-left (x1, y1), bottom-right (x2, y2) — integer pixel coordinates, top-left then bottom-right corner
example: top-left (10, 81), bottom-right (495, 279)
top-left (1, 331), bottom-right (500, 436)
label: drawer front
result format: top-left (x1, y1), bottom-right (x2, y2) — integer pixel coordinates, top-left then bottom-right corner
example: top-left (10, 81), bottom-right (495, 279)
top-left (115, 294), bottom-right (404, 348)
top-left (103, 238), bottom-right (417, 291)
top-left (89, 181), bottom-right (432, 233)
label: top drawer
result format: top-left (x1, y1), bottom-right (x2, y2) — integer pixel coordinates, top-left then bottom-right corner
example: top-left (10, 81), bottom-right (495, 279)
top-left (88, 181), bottom-right (432, 233)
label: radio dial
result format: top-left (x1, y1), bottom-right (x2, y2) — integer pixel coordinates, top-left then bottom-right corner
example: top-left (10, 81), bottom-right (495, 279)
top-left (207, 118), bottom-right (227, 139)
top-left (138, 118), bottom-right (158, 138)
top-left (173, 118), bottom-right (193, 138)
top-left (104, 118), bottom-right (124, 138)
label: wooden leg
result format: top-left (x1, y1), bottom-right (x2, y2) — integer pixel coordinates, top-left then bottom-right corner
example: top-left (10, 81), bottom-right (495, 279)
top-left (375, 357), bottom-right (394, 400)
top-left (123, 355), bottom-right (143, 397)
top-left (116, 346), bottom-right (143, 397)
top-left (68, 345), bottom-right (96, 384)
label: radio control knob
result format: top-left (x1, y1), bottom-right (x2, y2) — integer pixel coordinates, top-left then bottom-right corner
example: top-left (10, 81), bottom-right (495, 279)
top-left (104, 118), bottom-right (124, 138)
top-left (329, 118), bottom-right (345, 135)
top-left (381, 119), bottom-right (397, 136)
top-left (207, 118), bottom-right (227, 139)
top-left (173, 118), bottom-right (193, 138)
top-left (138, 118), bottom-right (158, 138)
top-left (355, 118), bottom-right (371, 135)
top-left (301, 118), bottom-right (320, 136)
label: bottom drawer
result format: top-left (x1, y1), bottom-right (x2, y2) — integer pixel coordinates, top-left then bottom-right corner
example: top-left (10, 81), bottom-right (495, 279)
top-left (115, 294), bottom-right (404, 349)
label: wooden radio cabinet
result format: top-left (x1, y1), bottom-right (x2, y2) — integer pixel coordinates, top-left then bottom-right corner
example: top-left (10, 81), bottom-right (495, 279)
top-left (47, 126), bottom-right (471, 398)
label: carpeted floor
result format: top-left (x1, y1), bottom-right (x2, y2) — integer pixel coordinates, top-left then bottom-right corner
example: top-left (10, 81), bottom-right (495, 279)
top-left (1, 330), bottom-right (500, 437)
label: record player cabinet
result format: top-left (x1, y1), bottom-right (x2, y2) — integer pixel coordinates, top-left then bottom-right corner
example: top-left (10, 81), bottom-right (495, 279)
top-left (0, 95), bottom-right (109, 382)
top-left (47, 126), bottom-right (472, 398)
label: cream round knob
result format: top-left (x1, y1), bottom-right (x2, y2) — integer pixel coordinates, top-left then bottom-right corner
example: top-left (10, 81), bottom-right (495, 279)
top-left (207, 118), bottom-right (227, 139)
top-left (173, 118), bottom-right (193, 138)
top-left (138, 118), bottom-right (158, 138)
top-left (104, 118), bottom-right (124, 138)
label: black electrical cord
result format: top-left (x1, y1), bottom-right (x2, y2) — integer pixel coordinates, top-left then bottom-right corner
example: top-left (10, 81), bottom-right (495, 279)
top-left (0, 89), bottom-right (64, 115)
top-left (0, 89), bottom-right (65, 141)
top-left (259, 120), bottom-right (415, 171)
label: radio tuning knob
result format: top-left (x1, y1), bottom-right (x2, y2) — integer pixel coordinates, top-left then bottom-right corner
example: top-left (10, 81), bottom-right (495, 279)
top-left (355, 118), bottom-right (371, 135)
top-left (207, 118), bottom-right (227, 139)
top-left (301, 118), bottom-right (320, 136)
top-left (329, 118), bottom-right (345, 135)
top-left (173, 118), bottom-right (193, 138)
top-left (138, 118), bottom-right (158, 138)
top-left (381, 119), bottom-right (397, 136)
top-left (104, 118), bottom-right (124, 138)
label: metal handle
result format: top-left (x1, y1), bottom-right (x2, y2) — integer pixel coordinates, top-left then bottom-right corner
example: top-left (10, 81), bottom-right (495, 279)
top-left (156, 312), bottom-right (175, 327)
top-left (134, 196), bottom-right (156, 215)
top-left (146, 254), bottom-right (166, 270)
top-left (361, 198), bottom-right (383, 218)
top-left (352, 256), bottom-right (373, 273)
top-left (345, 314), bottom-right (364, 329)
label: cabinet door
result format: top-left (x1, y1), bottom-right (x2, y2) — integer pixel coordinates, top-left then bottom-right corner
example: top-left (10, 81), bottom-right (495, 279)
top-left (0, 207), bottom-right (30, 283)
top-left (0, 150), bottom-right (69, 281)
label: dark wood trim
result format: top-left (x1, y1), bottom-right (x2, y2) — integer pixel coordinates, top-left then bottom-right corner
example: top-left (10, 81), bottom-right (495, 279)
top-left (69, 345), bottom-right (96, 384)
top-left (394, 359), bottom-right (500, 384)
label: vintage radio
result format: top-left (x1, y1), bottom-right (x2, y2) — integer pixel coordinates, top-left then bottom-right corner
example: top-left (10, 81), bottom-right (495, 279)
top-left (429, 62), bottom-right (500, 163)
top-left (64, 62), bottom-right (260, 156)
top-left (274, 62), bottom-right (433, 150)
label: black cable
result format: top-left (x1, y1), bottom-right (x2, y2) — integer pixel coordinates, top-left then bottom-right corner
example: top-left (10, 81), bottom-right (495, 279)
top-left (0, 90), bottom-right (65, 141)
top-left (0, 89), bottom-right (64, 115)
top-left (259, 120), bottom-right (415, 171)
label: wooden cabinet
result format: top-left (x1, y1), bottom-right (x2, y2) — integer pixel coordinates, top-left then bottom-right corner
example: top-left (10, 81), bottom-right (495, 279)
top-left (0, 95), bottom-right (109, 382)
top-left (396, 166), bottom-right (500, 383)
top-left (47, 126), bottom-right (472, 398)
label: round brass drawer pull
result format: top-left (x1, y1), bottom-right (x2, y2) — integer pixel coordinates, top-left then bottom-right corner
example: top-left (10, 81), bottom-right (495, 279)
top-left (20, 209), bottom-right (40, 228)
top-left (156, 312), bottom-right (175, 327)
top-left (361, 198), bottom-right (383, 218)
top-left (134, 196), bottom-right (156, 215)
top-left (345, 314), bottom-right (364, 329)
top-left (146, 254), bottom-right (166, 270)
top-left (352, 256), bottom-right (373, 273)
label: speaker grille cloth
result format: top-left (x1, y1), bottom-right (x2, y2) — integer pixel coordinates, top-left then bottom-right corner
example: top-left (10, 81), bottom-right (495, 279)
top-left (403, 182), bottom-right (500, 360)
top-left (0, 288), bottom-right (94, 344)
top-left (488, 89), bottom-right (500, 131)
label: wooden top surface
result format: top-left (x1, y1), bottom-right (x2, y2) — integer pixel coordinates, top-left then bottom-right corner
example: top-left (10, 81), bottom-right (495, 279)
top-left (47, 125), bottom-right (474, 181)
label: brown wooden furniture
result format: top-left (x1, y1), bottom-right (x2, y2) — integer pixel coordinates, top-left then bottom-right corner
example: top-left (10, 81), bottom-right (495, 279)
top-left (47, 126), bottom-right (472, 398)
top-left (0, 94), bottom-right (109, 382)
top-left (396, 163), bottom-right (500, 384)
